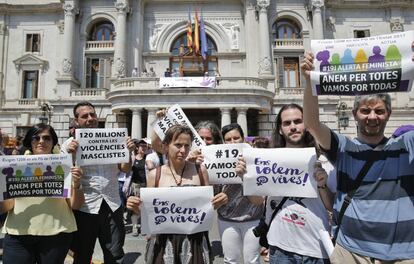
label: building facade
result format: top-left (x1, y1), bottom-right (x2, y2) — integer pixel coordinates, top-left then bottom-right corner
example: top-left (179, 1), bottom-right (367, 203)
top-left (0, 0), bottom-right (413, 143)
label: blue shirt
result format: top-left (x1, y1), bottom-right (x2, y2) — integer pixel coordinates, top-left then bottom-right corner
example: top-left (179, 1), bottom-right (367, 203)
top-left (325, 130), bottom-right (414, 260)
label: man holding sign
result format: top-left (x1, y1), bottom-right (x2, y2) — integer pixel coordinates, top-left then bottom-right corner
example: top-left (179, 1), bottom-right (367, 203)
top-left (301, 42), bottom-right (414, 263)
top-left (237, 104), bottom-right (332, 263)
top-left (61, 101), bottom-right (135, 264)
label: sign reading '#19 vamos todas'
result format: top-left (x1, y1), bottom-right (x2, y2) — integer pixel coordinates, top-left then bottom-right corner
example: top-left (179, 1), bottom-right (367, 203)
top-left (140, 186), bottom-right (214, 235)
top-left (202, 143), bottom-right (251, 184)
top-left (243, 148), bottom-right (318, 198)
top-left (0, 154), bottom-right (73, 200)
top-left (310, 31), bottom-right (414, 95)
top-left (75, 128), bottom-right (129, 166)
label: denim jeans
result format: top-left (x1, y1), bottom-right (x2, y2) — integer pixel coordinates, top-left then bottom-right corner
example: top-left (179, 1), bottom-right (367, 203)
top-left (269, 245), bottom-right (330, 264)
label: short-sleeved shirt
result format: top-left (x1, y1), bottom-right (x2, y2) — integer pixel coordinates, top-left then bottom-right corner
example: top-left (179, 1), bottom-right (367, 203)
top-left (3, 197), bottom-right (77, 235)
top-left (61, 137), bottom-right (121, 214)
top-left (325, 130), bottom-right (414, 260)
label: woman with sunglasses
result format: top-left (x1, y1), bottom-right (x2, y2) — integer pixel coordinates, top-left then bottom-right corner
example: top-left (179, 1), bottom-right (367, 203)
top-left (1, 123), bottom-right (84, 264)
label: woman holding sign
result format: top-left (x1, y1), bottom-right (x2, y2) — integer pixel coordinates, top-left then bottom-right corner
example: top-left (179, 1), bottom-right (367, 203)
top-left (1, 123), bottom-right (84, 264)
top-left (217, 123), bottom-right (264, 264)
top-left (128, 124), bottom-right (223, 264)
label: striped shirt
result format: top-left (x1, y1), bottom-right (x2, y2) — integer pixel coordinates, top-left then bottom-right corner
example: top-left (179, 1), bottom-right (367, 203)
top-left (325, 130), bottom-right (414, 260)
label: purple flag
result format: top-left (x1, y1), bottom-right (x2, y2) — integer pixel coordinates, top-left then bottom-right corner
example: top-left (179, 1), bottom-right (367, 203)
top-left (200, 11), bottom-right (208, 60)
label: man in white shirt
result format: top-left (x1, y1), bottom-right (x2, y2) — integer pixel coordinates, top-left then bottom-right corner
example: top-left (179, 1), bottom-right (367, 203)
top-left (61, 101), bottom-right (135, 264)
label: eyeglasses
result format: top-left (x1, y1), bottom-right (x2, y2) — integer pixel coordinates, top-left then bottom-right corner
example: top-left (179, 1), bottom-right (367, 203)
top-left (32, 135), bottom-right (52, 142)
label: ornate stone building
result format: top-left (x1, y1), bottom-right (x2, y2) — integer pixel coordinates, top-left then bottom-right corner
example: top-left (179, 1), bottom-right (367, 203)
top-left (0, 0), bottom-right (413, 142)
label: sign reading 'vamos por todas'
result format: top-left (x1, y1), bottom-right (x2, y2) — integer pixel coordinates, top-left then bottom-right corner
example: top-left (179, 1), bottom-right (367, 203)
top-left (311, 30), bottom-right (414, 95)
top-left (0, 154), bottom-right (73, 200)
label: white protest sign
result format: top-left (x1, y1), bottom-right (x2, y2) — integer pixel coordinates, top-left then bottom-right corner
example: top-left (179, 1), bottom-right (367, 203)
top-left (243, 147), bottom-right (318, 198)
top-left (0, 154), bottom-right (72, 200)
top-left (159, 77), bottom-right (216, 88)
top-left (310, 30), bottom-right (414, 95)
top-left (75, 128), bottom-right (129, 166)
top-left (202, 143), bottom-right (251, 184)
top-left (153, 104), bottom-right (205, 149)
top-left (141, 186), bottom-right (214, 235)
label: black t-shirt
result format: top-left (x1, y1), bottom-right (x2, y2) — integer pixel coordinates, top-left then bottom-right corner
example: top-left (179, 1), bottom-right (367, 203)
top-left (131, 157), bottom-right (146, 184)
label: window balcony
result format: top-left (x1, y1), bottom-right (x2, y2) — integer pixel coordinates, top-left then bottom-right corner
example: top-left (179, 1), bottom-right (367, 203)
top-left (107, 76), bottom-right (274, 111)
top-left (274, 39), bottom-right (304, 50)
top-left (85, 41), bottom-right (114, 52)
top-left (70, 88), bottom-right (107, 99)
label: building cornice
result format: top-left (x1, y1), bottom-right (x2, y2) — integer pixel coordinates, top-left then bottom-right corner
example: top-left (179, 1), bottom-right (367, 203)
top-left (326, 0), bottom-right (414, 8)
top-left (0, 3), bottom-right (62, 14)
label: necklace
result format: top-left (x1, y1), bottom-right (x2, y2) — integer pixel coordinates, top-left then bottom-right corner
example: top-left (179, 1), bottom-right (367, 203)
top-left (169, 162), bottom-right (186, 186)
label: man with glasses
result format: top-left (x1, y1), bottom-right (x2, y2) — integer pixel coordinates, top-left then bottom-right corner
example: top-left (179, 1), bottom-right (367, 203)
top-left (61, 101), bottom-right (135, 264)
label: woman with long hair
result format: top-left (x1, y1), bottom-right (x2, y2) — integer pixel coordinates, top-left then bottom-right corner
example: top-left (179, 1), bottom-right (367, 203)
top-left (1, 123), bottom-right (84, 264)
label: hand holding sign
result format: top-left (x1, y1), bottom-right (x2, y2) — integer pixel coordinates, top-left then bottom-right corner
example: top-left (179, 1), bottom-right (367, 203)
top-left (140, 186), bottom-right (214, 235)
top-left (243, 147), bottom-right (318, 198)
top-left (127, 196), bottom-right (142, 215)
top-left (202, 143), bottom-right (250, 184)
top-left (310, 31), bottom-right (414, 95)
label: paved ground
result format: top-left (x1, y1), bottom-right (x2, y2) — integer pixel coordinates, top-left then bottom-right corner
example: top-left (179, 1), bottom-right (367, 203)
top-left (0, 213), bottom-right (225, 264)
top-left (0, 213), bottom-right (266, 263)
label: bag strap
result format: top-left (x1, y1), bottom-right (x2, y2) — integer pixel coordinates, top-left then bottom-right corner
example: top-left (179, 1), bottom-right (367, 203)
top-left (333, 159), bottom-right (374, 243)
top-left (333, 140), bottom-right (387, 243)
top-left (195, 164), bottom-right (205, 186)
top-left (155, 166), bottom-right (162, 188)
top-left (268, 197), bottom-right (289, 224)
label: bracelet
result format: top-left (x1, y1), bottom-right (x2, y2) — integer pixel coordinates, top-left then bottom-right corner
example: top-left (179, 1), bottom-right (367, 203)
top-left (317, 185), bottom-right (326, 189)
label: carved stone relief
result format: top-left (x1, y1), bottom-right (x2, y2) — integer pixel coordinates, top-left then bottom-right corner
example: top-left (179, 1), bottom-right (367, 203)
top-left (390, 18), bottom-right (404, 32)
top-left (62, 58), bottom-right (72, 74)
top-left (222, 23), bottom-right (240, 50)
top-left (259, 57), bottom-right (272, 75)
top-left (115, 58), bottom-right (126, 77)
top-left (148, 23), bottom-right (167, 51)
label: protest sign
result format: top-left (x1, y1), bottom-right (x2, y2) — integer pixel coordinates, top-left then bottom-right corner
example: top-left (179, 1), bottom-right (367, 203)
top-left (202, 143), bottom-right (250, 184)
top-left (75, 128), bottom-right (129, 166)
top-left (140, 186), bottom-right (214, 235)
top-left (243, 147), bottom-right (318, 198)
top-left (159, 77), bottom-right (216, 88)
top-left (0, 154), bottom-right (72, 200)
top-left (153, 104), bottom-right (205, 149)
top-left (310, 31), bottom-right (414, 95)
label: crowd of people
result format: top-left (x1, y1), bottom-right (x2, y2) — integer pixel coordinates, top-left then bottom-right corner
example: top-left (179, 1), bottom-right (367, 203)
top-left (0, 49), bottom-right (413, 264)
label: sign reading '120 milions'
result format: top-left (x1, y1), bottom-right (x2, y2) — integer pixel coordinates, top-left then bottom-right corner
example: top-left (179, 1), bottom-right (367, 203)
top-left (311, 31), bottom-right (414, 95)
top-left (75, 128), bottom-right (129, 166)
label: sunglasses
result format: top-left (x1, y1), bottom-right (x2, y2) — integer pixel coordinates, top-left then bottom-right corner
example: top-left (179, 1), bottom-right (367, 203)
top-left (32, 135), bottom-right (52, 142)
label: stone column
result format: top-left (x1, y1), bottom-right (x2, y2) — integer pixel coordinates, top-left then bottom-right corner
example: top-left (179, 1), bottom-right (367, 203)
top-left (113, 1), bottom-right (129, 78)
top-left (131, 108), bottom-right (142, 139)
top-left (244, 0), bottom-right (259, 76)
top-left (257, 0), bottom-right (272, 76)
top-left (237, 108), bottom-right (248, 135)
top-left (221, 108), bottom-right (231, 128)
top-left (62, 2), bottom-right (79, 75)
top-left (146, 108), bottom-right (157, 137)
top-left (312, 0), bottom-right (324, 39)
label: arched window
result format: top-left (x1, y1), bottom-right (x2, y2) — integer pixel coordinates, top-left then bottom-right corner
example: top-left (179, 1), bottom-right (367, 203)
top-left (89, 21), bottom-right (115, 41)
top-left (272, 19), bottom-right (301, 40)
top-left (169, 33), bottom-right (218, 77)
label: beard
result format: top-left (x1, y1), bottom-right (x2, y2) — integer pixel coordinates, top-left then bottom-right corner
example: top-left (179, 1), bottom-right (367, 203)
top-left (285, 132), bottom-right (306, 146)
top-left (359, 123), bottom-right (386, 137)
